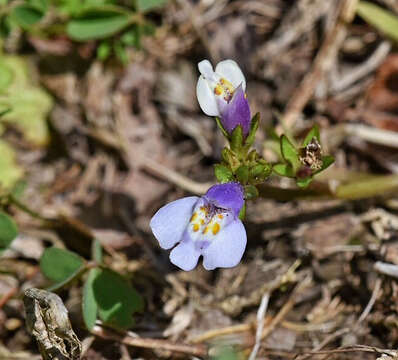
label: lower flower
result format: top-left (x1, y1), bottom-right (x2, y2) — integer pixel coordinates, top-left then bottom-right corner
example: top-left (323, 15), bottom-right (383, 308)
top-left (150, 183), bottom-right (247, 271)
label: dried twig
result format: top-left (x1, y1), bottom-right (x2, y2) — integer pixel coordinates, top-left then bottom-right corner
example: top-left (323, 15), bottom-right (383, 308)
top-left (91, 325), bottom-right (208, 357)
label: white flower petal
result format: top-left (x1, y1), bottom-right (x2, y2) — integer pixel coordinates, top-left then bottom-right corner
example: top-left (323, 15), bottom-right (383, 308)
top-left (202, 219), bottom-right (246, 270)
top-left (215, 59), bottom-right (246, 91)
top-left (198, 59), bottom-right (215, 80)
top-left (170, 240), bottom-right (201, 271)
top-left (150, 196), bottom-right (199, 250)
top-left (196, 75), bottom-right (220, 116)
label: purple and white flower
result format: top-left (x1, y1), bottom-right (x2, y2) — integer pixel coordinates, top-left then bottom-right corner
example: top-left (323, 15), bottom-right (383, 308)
top-left (150, 183), bottom-right (247, 271)
top-left (196, 59), bottom-right (251, 136)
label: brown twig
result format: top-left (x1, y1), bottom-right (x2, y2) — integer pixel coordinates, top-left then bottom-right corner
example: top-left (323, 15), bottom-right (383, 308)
top-left (91, 325), bottom-right (208, 357)
top-left (281, 0), bottom-right (358, 129)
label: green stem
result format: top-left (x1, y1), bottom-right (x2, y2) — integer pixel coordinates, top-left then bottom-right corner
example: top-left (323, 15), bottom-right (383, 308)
top-left (8, 194), bottom-right (53, 223)
top-left (257, 174), bottom-right (398, 201)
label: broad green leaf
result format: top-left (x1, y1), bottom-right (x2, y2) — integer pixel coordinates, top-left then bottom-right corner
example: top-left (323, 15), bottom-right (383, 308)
top-left (0, 55), bottom-right (53, 146)
top-left (136, 0), bottom-right (167, 12)
top-left (214, 164), bottom-right (234, 183)
top-left (230, 125), bottom-right (243, 153)
top-left (67, 7), bottom-right (131, 41)
top-left (302, 125), bottom-right (320, 147)
top-left (82, 268), bottom-right (100, 330)
top-left (280, 135), bottom-right (300, 172)
top-left (11, 5), bottom-right (43, 28)
top-left (357, 1), bottom-right (398, 42)
top-left (0, 140), bottom-right (23, 190)
top-left (244, 112), bottom-right (259, 147)
top-left (93, 269), bottom-right (144, 329)
top-left (40, 247), bottom-right (84, 284)
top-left (0, 211), bottom-right (18, 251)
top-left (273, 163), bottom-right (295, 178)
top-left (236, 165), bottom-right (249, 184)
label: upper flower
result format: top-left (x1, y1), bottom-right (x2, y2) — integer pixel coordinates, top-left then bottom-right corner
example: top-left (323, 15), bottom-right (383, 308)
top-left (196, 59), bottom-right (251, 136)
top-left (150, 183), bottom-right (247, 271)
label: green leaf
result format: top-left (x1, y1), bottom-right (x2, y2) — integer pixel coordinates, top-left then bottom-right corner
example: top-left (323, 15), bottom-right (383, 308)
top-left (114, 41), bottom-right (128, 64)
top-left (40, 247), bottom-right (84, 285)
top-left (238, 203), bottom-right (246, 221)
top-left (93, 269), bottom-right (144, 329)
top-left (302, 125), bottom-right (320, 147)
top-left (236, 165), bottom-right (249, 184)
top-left (244, 112), bottom-right (259, 147)
top-left (214, 164), bottom-right (234, 183)
top-left (280, 135), bottom-right (300, 172)
top-left (273, 163), bottom-right (295, 178)
top-left (121, 26), bottom-right (140, 48)
top-left (82, 268), bottom-right (100, 330)
top-left (357, 1), bottom-right (398, 42)
top-left (136, 0), bottom-right (167, 12)
top-left (67, 8), bottom-right (131, 41)
top-left (0, 140), bottom-right (23, 190)
top-left (221, 147), bottom-right (240, 171)
top-left (0, 61), bottom-right (13, 91)
top-left (0, 55), bottom-right (53, 146)
top-left (250, 163), bottom-right (271, 182)
top-left (11, 5), bottom-right (43, 28)
top-left (296, 177), bottom-right (313, 188)
top-left (215, 117), bottom-right (229, 139)
top-left (29, 0), bottom-right (48, 12)
top-left (0, 212), bottom-right (18, 251)
top-left (230, 125), bottom-right (243, 153)
top-left (244, 184), bottom-right (259, 200)
top-left (318, 155), bottom-right (335, 173)
top-left (97, 41), bottom-right (111, 61)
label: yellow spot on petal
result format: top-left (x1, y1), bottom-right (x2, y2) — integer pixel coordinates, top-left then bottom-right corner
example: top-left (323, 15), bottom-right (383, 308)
top-left (214, 85), bottom-right (223, 96)
top-left (244, 92), bottom-right (247, 99)
top-left (218, 214), bottom-right (224, 219)
top-left (190, 212), bottom-right (197, 222)
top-left (212, 223), bottom-right (220, 235)
top-left (203, 226), bottom-right (209, 234)
top-left (193, 224), bottom-right (200, 232)
top-left (200, 219), bottom-right (205, 225)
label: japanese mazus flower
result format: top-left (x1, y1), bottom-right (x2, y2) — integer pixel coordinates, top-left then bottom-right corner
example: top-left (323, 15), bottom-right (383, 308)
top-left (196, 59), bottom-right (251, 136)
top-left (150, 183), bottom-right (247, 271)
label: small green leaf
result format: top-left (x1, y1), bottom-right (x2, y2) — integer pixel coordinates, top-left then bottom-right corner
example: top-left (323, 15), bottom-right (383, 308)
top-left (67, 8), bottom-right (131, 41)
top-left (221, 147), bottom-right (240, 171)
top-left (244, 112), bottom-right (259, 147)
top-left (238, 203), bottom-right (246, 221)
top-left (244, 184), bottom-right (259, 200)
top-left (136, 0), bottom-right (167, 12)
top-left (357, 1), bottom-right (398, 42)
top-left (296, 177), bottom-right (313, 188)
top-left (121, 26), bottom-right (140, 48)
top-left (236, 165), bottom-right (249, 184)
top-left (214, 164), bottom-right (234, 183)
top-left (114, 41), bottom-right (128, 64)
top-left (11, 5), bottom-right (43, 28)
top-left (93, 269), bottom-right (144, 329)
top-left (250, 163), bottom-right (272, 182)
top-left (97, 41), bottom-right (111, 61)
top-left (215, 117), bottom-right (229, 139)
top-left (318, 155), bottom-right (335, 173)
top-left (29, 0), bottom-right (48, 12)
top-left (302, 125), bottom-right (320, 147)
top-left (273, 163), bottom-right (295, 178)
top-left (230, 125), bottom-right (243, 153)
top-left (280, 135), bottom-right (300, 172)
top-left (40, 247), bottom-right (84, 285)
top-left (83, 268), bottom-right (100, 330)
top-left (0, 212), bottom-right (18, 251)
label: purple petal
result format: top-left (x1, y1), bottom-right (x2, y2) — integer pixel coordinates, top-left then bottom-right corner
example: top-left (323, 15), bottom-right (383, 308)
top-left (150, 196), bottom-right (199, 249)
top-left (205, 183), bottom-right (244, 217)
top-left (170, 237), bottom-right (201, 271)
top-left (220, 85), bottom-right (251, 137)
top-left (202, 219), bottom-right (247, 270)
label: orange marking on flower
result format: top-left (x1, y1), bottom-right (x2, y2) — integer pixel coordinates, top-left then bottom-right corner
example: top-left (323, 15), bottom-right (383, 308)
top-left (190, 212), bottom-right (198, 222)
top-left (193, 224), bottom-right (200, 232)
top-left (200, 219), bottom-right (205, 225)
top-left (218, 214), bottom-right (224, 219)
top-left (212, 223), bottom-right (220, 235)
top-left (203, 226), bottom-right (209, 234)
top-left (214, 86), bottom-right (223, 96)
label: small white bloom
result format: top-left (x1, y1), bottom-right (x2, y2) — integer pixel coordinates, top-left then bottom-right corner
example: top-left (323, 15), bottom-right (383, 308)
top-left (196, 59), bottom-right (246, 117)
